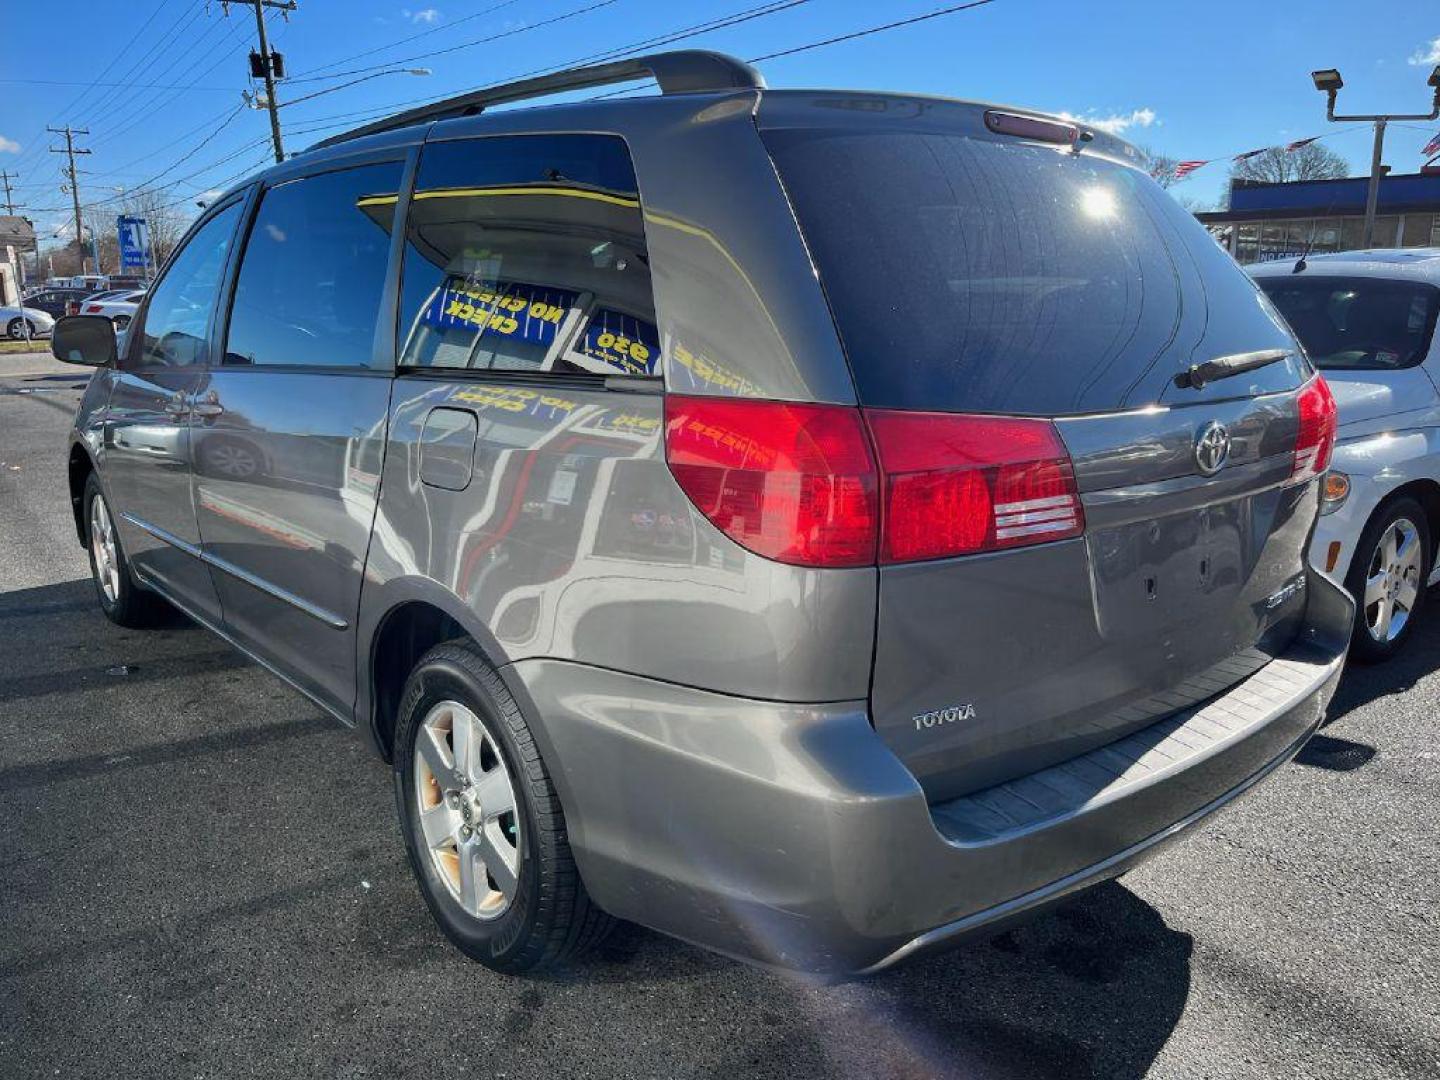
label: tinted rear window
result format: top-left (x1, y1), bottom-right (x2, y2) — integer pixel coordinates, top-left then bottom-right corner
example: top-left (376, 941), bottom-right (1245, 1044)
top-left (765, 128), bottom-right (1302, 415)
top-left (1256, 275), bottom-right (1440, 371)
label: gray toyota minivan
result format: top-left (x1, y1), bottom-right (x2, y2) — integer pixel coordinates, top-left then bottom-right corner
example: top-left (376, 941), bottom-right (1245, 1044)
top-left (55, 51), bottom-right (1351, 975)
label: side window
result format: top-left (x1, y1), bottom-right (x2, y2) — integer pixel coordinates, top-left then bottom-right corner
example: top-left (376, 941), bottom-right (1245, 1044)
top-left (131, 201), bottom-right (242, 369)
top-left (224, 161), bottom-right (403, 367)
top-left (397, 134), bottom-right (659, 377)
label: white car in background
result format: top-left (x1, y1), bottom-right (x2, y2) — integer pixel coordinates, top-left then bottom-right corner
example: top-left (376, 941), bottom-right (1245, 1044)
top-left (1252, 250), bottom-right (1440, 662)
top-left (1, 302), bottom-right (56, 340)
top-left (78, 289), bottom-right (146, 332)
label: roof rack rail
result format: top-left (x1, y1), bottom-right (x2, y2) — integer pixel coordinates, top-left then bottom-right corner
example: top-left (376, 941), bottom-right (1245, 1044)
top-left (310, 50), bottom-right (764, 151)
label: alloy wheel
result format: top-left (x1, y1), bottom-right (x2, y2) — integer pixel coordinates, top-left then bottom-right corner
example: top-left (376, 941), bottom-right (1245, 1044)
top-left (413, 700), bottom-right (521, 921)
top-left (90, 494), bottom-right (121, 605)
top-left (1362, 516), bottom-right (1422, 644)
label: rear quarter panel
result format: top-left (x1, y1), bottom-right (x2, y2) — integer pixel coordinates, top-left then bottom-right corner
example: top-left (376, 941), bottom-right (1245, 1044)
top-left (358, 377), bottom-right (876, 708)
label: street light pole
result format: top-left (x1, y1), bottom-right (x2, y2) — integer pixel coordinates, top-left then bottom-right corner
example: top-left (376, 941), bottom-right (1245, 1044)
top-left (1312, 66), bottom-right (1440, 249)
top-left (1363, 118), bottom-right (1387, 248)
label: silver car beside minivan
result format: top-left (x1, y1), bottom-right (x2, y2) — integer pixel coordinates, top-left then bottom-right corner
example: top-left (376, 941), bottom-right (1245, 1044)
top-left (54, 51), bottom-right (1351, 975)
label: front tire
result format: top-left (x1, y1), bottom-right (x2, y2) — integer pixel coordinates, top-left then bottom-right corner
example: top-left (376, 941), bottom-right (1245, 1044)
top-left (1346, 497), bottom-right (1431, 664)
top-left (393, 640), bottom-right (613, 973)
top-left (83, 474), bottom-right (169, 628)
top-left (7, 317), bottom-right (35, 340)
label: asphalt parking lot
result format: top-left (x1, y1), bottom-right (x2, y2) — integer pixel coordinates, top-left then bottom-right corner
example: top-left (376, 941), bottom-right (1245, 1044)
top-left (1, 351), bottom-right (1437, 1080)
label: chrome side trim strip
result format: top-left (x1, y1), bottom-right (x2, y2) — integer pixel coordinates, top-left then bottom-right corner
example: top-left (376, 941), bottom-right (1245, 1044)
top-left (120, 511), bottom-right (349, 631)
top-left (119, 511), bottom-right (202, 558)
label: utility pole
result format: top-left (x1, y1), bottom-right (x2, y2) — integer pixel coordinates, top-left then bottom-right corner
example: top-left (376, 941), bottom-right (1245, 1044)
top-left (1312, 66), bottom-right (1440, 249)
top-left (0, 169), bottom-right (19, 216)
top-left (226, 0), bottom-right (296, 164)
top-left (47, 125), bottom-right (92, 274)
top-left (1, 169), bottom-right (30, 331)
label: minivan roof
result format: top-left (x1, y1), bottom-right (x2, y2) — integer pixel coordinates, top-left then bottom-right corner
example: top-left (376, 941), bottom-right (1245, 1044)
top-left (214, 50), bottom-right (1143, 199)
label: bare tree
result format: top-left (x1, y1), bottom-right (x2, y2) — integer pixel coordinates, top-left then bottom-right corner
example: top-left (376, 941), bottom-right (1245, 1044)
top-left (116, 188), bottom-right (189, 267)
top-left (1230, 142), bottom-right (1350, 185)
top-left (1137, 145), bottom-right (1183, 189)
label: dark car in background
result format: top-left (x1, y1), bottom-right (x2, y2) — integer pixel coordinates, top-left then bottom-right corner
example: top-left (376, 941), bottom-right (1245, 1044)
top-left (21, 286), bottom-right (92, 320)
top-left (52, 50), bottom-right (1351, 977)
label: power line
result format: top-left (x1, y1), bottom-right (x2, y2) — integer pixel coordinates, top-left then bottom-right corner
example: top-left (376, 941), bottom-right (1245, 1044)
top-left (287, 0), bottom-right (527, 82)
top-left (74, 2), bottom-right (215, 134)
top-left (284, 0), bottom-right (810, 130)
top-left (282, 0), bottom-right (622, 93)
top-left (2, 0), bottom-right (181, 178)
top-left (84, 11), bottom-right (245, 142)
top-left (747, 0), bottom-right (999, 62)
top-left (86, 107), bottom-right (250, 210)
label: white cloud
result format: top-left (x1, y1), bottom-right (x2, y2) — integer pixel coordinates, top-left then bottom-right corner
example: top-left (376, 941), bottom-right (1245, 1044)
top-left (1409, 36), bottom-right (1440, 65)
top-left (0, 135), bottom-right (20, 154)
top-left (402, 7), bottom-right (440, 22)
top-left (1057, 107), bottom-right (1158, 136)
top-left (196, 188), bottom-right (224, 205)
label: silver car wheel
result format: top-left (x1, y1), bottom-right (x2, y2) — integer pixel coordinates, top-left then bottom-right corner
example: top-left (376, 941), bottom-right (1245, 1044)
top-left (208, 444), bottom-right (257, 478)
top-left (89, 493), bottom-right (122, 605)
top-left (7, 318), bottom-right (29, 340)
top-left (1362, 516), bottom-right (1422, 644)
top-left (413, 700), bottom-right (521, 921)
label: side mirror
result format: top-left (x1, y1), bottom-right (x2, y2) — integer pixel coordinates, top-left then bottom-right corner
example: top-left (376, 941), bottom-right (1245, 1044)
top-left (51, 315), bottom-right (118, 368)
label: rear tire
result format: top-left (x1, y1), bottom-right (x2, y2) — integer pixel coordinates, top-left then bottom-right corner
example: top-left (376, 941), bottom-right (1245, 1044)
top-left (83, 473), bottom-right (169, 628)
top-left (393, 640), bottom-right (614, 973)
top-left (7, 317), bottom-right (35, 340)
top-left (1345, 497), bottom-right (1430, 664)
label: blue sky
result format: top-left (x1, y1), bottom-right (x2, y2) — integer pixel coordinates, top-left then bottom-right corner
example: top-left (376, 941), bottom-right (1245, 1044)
top-left (2, 0), bottom-right (1438, 239)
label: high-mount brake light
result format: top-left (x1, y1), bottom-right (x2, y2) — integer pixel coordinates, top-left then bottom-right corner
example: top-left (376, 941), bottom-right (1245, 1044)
top-left (1291, 376), bottom-right (1337, 483)
top-left (983, 110), bottom-right (1080, 145)
top-left (664, 397), bottom-right (1086, 568)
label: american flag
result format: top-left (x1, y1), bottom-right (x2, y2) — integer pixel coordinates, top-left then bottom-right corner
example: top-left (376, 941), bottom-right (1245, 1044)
top-left (1424, 131), bottom-right (1440, 158)
top-left (1233, 147), bottom-right (1268, 162)
top-left (1285, 136), bottom-right (1321, 152)
top-left (1174, 160), bottom-right (1208, 179)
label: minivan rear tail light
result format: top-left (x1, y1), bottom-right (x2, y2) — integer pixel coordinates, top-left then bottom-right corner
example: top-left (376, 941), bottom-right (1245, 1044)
top-left (664, 397), bottom-right (1086, 568)
top-left (664, 396), bottom-right (878, 568)
top-left (865, 411), bottom-right (1084, 563)
top-left (1291, 376), bottom-right (1337, 483)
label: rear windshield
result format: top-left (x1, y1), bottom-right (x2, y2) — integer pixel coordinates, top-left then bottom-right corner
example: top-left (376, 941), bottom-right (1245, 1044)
top-left (1255, 275), bottom-right (1440, 371)
top-left (764, 128), bottom-right (1303, 415)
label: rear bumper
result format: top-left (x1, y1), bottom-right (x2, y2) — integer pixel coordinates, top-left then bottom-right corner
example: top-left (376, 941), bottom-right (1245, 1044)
top-left (507, 571), bottom-right (1352, 975)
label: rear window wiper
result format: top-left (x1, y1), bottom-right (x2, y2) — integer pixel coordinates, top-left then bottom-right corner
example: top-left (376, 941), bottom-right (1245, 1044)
top-left (1174, 348), bottom-right (1294, 390)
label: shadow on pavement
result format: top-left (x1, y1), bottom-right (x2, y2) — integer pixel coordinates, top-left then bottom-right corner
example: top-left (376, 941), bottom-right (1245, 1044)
top-left (1, 578), bottom-right (1193, 1080)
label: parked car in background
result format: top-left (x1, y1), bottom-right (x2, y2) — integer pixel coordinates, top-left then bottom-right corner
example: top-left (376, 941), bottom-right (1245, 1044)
top-left (20, 286), bottom-right (91, 321)
top-left (1253, 249), bottom-right (1440, 661)
top-left (54, 51), bottom-right (1351, 977)
top-left (1, 301), bottom-right (55, 340)
top-left (79, 289), bottom-right (146, 331)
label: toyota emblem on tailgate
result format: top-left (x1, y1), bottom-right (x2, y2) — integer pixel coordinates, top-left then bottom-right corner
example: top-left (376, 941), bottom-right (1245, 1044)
top-left (1194, 421), bottom-right (1231, 476)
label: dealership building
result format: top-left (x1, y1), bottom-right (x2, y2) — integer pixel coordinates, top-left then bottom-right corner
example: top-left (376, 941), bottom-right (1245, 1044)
top-left (1196, 170), bottom-right (1440, 265)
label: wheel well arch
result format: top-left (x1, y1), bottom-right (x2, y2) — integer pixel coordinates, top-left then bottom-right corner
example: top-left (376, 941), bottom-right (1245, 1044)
top-left (368, 599), bottom-right (468, 761)
top-left (1354, 477), bottom-right (1440, 576)
top-left (67, 444), bottom-right (95, 547)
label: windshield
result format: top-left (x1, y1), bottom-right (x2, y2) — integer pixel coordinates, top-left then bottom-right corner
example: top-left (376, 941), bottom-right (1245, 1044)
top-left (1256, 276), bottom-right (1440, 371)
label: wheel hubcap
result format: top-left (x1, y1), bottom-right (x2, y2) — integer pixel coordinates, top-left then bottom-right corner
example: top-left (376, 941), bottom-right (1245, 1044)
top-left (89, 494), bottom-right (121, 605)
top-left (413, 700), bottom-right (521, 920)
top-left (1363, 517), bottom-right (1422, 643)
